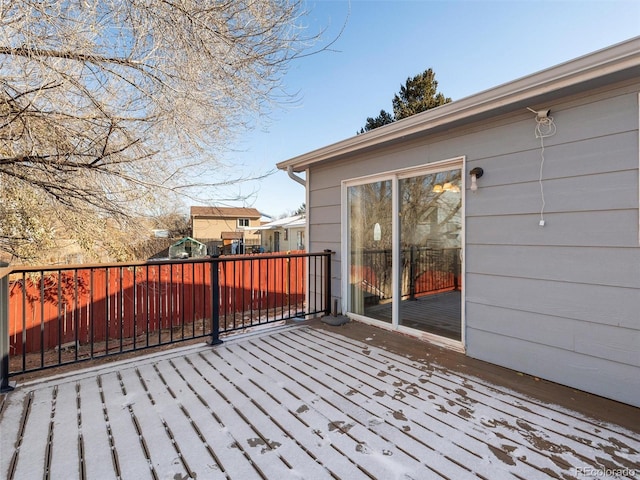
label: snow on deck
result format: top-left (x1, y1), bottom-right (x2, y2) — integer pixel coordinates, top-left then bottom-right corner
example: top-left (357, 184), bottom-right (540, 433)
top-left (1, 325), bottom-right (638, 479)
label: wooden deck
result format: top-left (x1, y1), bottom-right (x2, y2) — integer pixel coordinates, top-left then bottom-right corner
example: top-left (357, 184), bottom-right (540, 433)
top-left (1, 322), bottom-right (638, 479)
top-left (365, 290), bottom-right (462, 340)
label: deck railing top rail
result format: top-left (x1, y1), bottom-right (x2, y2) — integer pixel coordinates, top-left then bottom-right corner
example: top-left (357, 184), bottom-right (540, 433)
top-left (1, 251), bottom-right (333, 392)
top-left (0, 250), bottom-right (320, 276)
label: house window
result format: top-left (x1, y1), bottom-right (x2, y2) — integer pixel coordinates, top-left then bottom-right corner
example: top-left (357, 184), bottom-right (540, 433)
top-left (284, 229), bottom-right (288, 241)
top-left (238, 218), bottom-right (250, 227)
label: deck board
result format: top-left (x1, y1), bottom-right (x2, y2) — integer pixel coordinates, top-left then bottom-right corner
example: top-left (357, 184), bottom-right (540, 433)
top-left (12, 387), bottom-right (53, 479)
top-left (49, 381), bottom-right (81, 480)
top-left (76, 376), bottom-right (118, 479)
top-left (220, 347), bottom-right (373, 480)
top-left (281, 329), bottom-right (509, 479)
top-left (185, 351), bottom-right (303, 480)
top-left (1, 324), bottom-right (638, 480)
top-left (99, 372), bottom-right (155, 479)
top-left (252, 333), bottom-right (460, 478)
top-left (225, 337), bottom-right (435, 479)
top-left (207, 352), bottom-right (337, 479)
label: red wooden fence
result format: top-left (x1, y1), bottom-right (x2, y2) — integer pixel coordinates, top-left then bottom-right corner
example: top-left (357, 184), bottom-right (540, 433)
top-left (8, 255), bottom-right (306, 355)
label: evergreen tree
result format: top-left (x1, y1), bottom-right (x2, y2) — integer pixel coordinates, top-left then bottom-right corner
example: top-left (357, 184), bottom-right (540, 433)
top-left (359, 110), bottom-right (395, 134)
top-left (393, 68), bottom-right (451, 120)
top-left (359, 68), bottom-right (451, 133)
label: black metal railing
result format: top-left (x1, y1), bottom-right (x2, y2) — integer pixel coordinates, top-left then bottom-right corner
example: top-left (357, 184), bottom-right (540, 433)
top-left (403, 247), bottom-right (460, 300)
top-left (352, 247), bottom-right (460, 305)
top-left (0, 251), bottom-right (332, 389)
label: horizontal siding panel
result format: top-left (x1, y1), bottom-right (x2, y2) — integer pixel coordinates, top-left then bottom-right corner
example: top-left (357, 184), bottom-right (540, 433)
top-left (309, 204), bottom-right (340, 226)
top-left (434, 90), bottom-right (638, 164)
top-left (465, 131), bottom-right (637, 188)
top-left (427, 121), bottom-right (533, 165)
top-left (310, 158), bottom-right (386, 190)
top-left (466, 169), bottom-right (637, 217)
top-left (540, 130), bottom-right (638, 177)
top-left (308, 238), bottom-right (340, 254)
top-left (466, 302), bottom-right (577, 350)
top-left (467, 303), bottom-right (640, 367)
top-left (467, 209), bottom-right (639, 247)
top-left (540, 91), bottom-right (639, 147)
top-left (465, 273), bottom-right (639, 329)
top-left (466, 329), bottom-right (640, 408)
top-left (466, 244), bottom-right (640, 288)
top-left (309, 222), bottom-right (340, 243)
top-left (309, 185), bottom-right (341, 208)
top-left (424, 92), bottom-right (638, 168)
top-left (574, 322), bottom-right (640, 367)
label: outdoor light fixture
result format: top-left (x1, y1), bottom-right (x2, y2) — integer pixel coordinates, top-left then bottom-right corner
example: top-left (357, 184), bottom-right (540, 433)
top-left (469, 167), bottom-right (484, 192)
top-left (433, 184), bottom-right (444, 193)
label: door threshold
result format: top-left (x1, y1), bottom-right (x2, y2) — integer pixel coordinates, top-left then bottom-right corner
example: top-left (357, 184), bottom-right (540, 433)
top-left (346, 313), bottom-right (465, 353)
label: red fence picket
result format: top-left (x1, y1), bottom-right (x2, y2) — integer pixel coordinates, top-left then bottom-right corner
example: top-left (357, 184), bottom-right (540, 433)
top-left (8, 254), bottom-right (307, 356)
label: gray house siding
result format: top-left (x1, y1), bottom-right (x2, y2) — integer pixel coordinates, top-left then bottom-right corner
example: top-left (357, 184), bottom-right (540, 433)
top-left (306, 81), bottom-right (640, 407)
top-left (465, 85), bottom-right (640, 407)
top-left (307, 178), bottom-right (342, 313)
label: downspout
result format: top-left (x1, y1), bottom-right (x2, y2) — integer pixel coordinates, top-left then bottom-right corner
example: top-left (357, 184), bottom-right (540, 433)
top-left (287, 165), bottom-right (306, 187)
top-left (286, 164), bottom-right (313, 319)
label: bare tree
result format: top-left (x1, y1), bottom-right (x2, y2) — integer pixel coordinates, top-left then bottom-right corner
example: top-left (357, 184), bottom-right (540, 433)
top-left (0, 0), bottom-right (322, 263)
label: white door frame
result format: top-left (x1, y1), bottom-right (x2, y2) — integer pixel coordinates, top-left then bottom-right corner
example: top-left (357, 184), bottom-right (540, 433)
top-left (341, 156), bottom-right (466, 352)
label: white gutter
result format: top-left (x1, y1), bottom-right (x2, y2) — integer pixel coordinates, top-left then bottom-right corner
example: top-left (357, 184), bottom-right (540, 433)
top-left (287, 165), bottom-right (306, 186)
top-left (277, 36), bottom-right (640, 172)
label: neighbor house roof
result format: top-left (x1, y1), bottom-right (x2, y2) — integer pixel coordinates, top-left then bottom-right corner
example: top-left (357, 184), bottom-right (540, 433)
top-left (252, 214), bottom-right (306, 231)
top-left (190, 206), bottom-right (261, 218)
top-left (277, 36), bottom-right (640, 172)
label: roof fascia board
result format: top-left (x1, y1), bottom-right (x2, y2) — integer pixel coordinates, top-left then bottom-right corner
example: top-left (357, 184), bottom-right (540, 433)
top-left (277, 36), bottom-right (640, 172)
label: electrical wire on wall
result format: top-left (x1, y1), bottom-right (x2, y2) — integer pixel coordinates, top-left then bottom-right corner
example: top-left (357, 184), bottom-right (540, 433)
top-left (527, 107), bottom-right (557, 226)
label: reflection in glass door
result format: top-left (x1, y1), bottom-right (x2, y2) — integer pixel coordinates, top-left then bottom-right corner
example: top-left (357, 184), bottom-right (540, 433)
top-left (347, 162), bottom-right (463, 344)
top-left (348, 180), bottom-right (393, 321)
top-left (399, 169), bottom-right (462, 340)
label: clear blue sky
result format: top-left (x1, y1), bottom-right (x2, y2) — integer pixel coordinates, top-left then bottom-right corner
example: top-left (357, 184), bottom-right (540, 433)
top-left (216, 0), bottom-right (639, 218)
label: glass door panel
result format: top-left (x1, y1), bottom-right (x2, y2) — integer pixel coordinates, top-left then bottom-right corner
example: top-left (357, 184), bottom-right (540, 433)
top-left (348, 180), bottom-right (393, 323)
top-left (398, 169), bottom-right (462, 340)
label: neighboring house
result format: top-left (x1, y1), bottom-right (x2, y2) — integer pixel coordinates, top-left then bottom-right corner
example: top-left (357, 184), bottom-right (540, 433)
top-left (253, 214), bottom-right (306, 252)
top-left (190, 206), bottom-right (262, 252)
top-left (277, 38), bottom-right (640, 408)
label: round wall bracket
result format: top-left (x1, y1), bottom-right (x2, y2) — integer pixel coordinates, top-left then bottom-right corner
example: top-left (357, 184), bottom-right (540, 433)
top-left (469, 167), bottom-right (484, 179)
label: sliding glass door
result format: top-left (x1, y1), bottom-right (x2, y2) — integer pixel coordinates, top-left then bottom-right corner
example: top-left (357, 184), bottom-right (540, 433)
top-left (346, 160), bottom-right (463, 344)
top-left (347, 179), bottom-right (393, 321)
top-left (398, 169), bottom-right (462, 340)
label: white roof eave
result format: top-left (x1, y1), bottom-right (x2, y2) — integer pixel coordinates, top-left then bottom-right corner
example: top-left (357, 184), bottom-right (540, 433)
top-left (277, 36), bottom-right (640, 172)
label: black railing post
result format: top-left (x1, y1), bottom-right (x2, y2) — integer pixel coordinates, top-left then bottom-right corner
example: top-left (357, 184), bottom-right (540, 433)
top-left (409, 246), bottom-right (417, 301)
top-left (323, 250), bottom-right (333, 316)
top-left (1, 262), bottom-right (15, 393)
top-left (208, 258), bottom-right (223, 346)
top-left (453, 248), bottom-right (460, 291)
